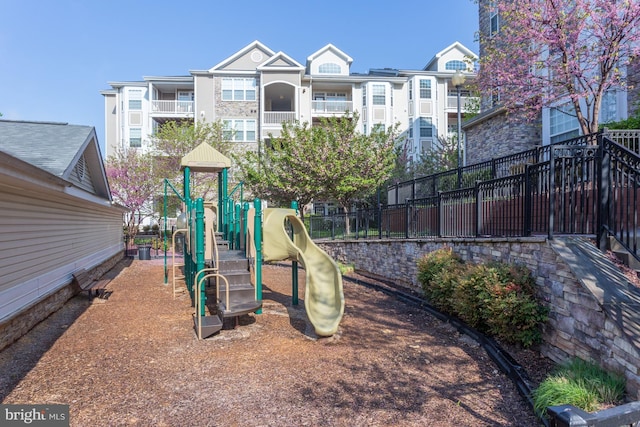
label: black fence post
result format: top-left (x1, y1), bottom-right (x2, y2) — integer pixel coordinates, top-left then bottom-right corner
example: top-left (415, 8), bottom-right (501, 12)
top-left (331, 213), bottom-right (335, 240)
top-left (475, 181), bottom-right (481, 237)
top-left (598, 135), bottom-right (610, 251)
top-left (549, 147), bottom-right (556, 240)
top-left (378, 204), bottom-right (383, 239)
top-left (437, 192), bottom-right (443, 237)
top-left (524, 164), bottom-right (532, 236)
top-left (405, 199), bottom-right (410, 239)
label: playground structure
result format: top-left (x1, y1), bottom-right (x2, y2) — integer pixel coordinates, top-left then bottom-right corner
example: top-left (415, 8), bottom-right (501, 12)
top-left (163, 143), bottom-right (344, 339)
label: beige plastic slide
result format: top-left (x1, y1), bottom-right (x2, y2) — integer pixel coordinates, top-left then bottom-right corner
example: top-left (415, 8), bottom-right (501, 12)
top-left (262, 208), bottom-right (344, 337)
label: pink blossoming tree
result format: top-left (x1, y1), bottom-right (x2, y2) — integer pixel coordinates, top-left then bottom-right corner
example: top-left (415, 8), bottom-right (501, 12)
top-left (105, 149), bottom-right (160, 241)
top-left (477, 0), bottom-right (640, 136)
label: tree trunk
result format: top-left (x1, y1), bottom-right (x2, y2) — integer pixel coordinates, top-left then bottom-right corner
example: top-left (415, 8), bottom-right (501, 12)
top-left (342, 205), bottom-right (351, 236)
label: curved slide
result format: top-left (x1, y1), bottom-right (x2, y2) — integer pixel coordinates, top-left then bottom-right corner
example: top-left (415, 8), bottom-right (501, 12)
top-left (262, 208), bottom-right (344, 337)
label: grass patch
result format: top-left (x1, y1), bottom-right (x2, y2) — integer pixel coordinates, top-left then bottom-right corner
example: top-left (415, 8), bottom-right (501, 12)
top-left (337, 262), bottom-right (354, 275)
top-left (533, 358), bottom-right (626, 417)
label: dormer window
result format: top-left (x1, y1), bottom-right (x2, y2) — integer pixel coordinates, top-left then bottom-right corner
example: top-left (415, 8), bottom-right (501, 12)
top-left (445, 60), bottom-right (467, 71)
top-left (318, 63), bottom-right (341, 74)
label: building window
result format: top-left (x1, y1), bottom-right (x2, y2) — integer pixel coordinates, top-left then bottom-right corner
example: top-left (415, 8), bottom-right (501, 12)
top-left (550, 105), bottom-right (580, 144)
top-left (223, 119), bottom-right (256, 142)
top-left (408, 118), bottom-right (413, 138)
top-left (221, 78), bottom-right (256, 101)
top-left (408, 80), bottom-right (413, 101)
top-left (372, 84), bottom-right (385, 105)
top-left (445, 60), bottom-right (467, 71)
top-left (601, 90), bottom-right (619, 124)
top-left (362, 85), bottom-right (367, 106)
top-left (373, 123), bottom-right (386, 133)
top-left (318, 63), bottom-right (341, 74)
top-left (129, 128), bottom-right (142, 147)
top-left (419, 79), bottom-right (432, 99)
top-left (490, 1), bottom-right (500, 35)
top-left (419, 117), bottom-right (433, 138)
top-left (129, 89), bottom-right (142, 110)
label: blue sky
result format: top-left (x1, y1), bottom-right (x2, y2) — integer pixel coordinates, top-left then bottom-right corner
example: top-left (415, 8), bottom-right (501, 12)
top-left (0, 0), bottom-right (479, 154)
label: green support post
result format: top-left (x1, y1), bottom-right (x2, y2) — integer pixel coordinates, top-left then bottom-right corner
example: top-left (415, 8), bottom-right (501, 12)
top-left (163, 180), bottom-right (168, 284)
top-left (219, 169), bottom-right (228, 238)
top-left (195, 198), bottom-right (206, 316)
top-left (254, 198), bottom-right (263, 314)
top-left (291, 200), bottom-right (299, 306)
top-left (234, 202), bottom-right (241, 249)
top-left (242, 202), bottom-right (249, 252)
top-left (184, 168), bottom-right (192, 297)
top-left (217, 171), bottom-right (223, 232)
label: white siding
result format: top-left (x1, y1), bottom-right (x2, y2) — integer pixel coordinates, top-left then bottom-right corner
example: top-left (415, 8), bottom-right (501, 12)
top-left (0, 183), bottom-right (123, 321)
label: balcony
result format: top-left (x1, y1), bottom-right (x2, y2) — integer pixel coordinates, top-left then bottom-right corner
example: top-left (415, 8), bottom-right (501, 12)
top-left (312, 100), bottom-right (353, 115)
top-left (263, 111), bottom-right (296, 125)
top-left (447, 96), bottom-right (478, 112)
top-left (151, 100), bottom-right (194, 115)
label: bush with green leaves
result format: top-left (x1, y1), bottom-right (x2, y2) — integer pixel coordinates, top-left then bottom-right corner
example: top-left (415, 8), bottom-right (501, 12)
top-left (417, 247), bottom-right (465, 313)
top-left (533, 358), bottom-right (626, 416)
top-left (417, 249), bottom-right (548, 347)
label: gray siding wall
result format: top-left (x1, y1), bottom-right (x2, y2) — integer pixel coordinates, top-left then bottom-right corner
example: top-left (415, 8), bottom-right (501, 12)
top-left (0, 181), bottom-right (123, 322)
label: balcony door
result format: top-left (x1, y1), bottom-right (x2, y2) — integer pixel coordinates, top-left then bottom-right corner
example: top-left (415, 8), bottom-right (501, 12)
top-left (178, 91), bottom-right (194, 113)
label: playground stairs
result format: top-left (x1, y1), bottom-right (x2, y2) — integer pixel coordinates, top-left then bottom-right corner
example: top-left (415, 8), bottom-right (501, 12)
top-left (608, 236), bottom-right (640, 277)
top-left (215, 245), bottom-right (262, 319)
top-left (196, 234), bottom-right (262, 338)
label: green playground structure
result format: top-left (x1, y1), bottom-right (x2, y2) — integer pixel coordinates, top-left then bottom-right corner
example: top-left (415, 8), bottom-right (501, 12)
top-left (162, 143), bottom-right (345, 339)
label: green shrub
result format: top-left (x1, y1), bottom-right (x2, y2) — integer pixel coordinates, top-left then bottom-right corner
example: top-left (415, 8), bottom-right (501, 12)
top-left (417, 250), bottom-right (547, 347)
top-left (451, 264), bottom-right (496, 329)
top-left (417, 248), bottom-right (464, 313)
top-left (485, 287), bottom-right (548, 347)
top-left (533, 358), bottom-right (626, 416)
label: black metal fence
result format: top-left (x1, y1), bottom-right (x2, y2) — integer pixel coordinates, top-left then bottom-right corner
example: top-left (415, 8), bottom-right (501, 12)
top-left (308, 131), bottom-right (640, 263)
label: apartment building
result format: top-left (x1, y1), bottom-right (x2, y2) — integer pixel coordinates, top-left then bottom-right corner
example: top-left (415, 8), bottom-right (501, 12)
top-left (101, 40), bottom-right (477, 168)
top-left (466, 0), bottom-right (636, 165)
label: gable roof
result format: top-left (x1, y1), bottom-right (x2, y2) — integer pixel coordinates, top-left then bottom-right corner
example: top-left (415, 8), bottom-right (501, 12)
top-left (257, 51), bottom-right (305, 71)
top-left (306, 43), bottom-right (353, 68)
top-left (0, 120), bottom-right (112, 201)
top-left (422, 41), bottom-right (478, 71)
top-left (209, 40), bottom-right (276, 72)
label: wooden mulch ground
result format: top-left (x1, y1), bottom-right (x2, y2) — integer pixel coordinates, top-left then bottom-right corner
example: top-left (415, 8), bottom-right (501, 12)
top-left (0, 258), bottom-right (549, 426)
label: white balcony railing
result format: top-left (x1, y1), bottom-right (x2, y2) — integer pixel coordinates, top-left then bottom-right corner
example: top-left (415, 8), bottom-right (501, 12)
top-left (151, 100), bottom-right (194, 114)
top-left (447, 96), bottom-right (478, 111)
top-left (312, 100), bottom-right (353, 114)
top-left (263, 111), bottom-right (296, 125)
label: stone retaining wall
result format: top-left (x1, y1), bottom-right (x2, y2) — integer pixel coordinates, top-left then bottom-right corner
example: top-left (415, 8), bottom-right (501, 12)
top-left (318, 238), bottom-right (640, 400)
top-left (0, 251), bottom-right (124, 352)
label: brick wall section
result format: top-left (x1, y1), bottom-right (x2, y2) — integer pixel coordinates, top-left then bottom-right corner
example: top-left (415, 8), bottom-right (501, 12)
top-left (317, 238), bottom-right (640, 399)
top-left (0, 252), bottom-right (124, 352)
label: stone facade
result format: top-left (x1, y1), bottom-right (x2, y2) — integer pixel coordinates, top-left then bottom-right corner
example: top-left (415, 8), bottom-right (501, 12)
top-left (464, 109), bottom-right (542, 164)
top-left (318, 238), bottom-right (640, 399)
top-left (466, 0), bottom-right (543, 164)
top-left (0, 251), bottom-right (124, 352)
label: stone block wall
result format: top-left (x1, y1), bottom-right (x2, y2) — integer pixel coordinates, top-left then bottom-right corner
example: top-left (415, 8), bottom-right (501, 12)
top-left (318, 238), bottom-right (640, 399)
top-left (464, 109), bottom-right (542, 165)
top-left (0, 251), bottom-right (124, 352)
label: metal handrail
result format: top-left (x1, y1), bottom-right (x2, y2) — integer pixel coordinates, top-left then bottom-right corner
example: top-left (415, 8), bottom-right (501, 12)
top-left (194, 272), bottom-right (228, 340)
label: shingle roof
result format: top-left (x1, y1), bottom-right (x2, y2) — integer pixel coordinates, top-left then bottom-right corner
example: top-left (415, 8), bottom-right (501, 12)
top-left (0, 119), bottom-right (93, 177)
